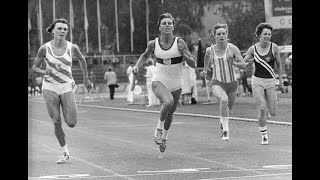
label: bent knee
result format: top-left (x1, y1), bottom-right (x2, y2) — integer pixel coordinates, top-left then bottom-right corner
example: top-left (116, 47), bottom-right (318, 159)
top-left (66, 120), bottom-right (77, 128)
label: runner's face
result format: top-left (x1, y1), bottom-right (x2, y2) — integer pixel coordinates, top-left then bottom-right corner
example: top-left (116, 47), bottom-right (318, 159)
top-left (54, 23), bottom-right (68, 40)
top-left (259, 28), bottom-right (272, 43)
top-left (214, 28), bottom-right (228, 43)
top-left (159, 18), bottom-right (174, 34)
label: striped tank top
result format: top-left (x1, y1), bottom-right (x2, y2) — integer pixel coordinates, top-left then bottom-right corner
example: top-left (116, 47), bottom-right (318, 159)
top-left (209, 43), bottom-right (237, 83)
top-left (43, 41), bottom-right (74, 84)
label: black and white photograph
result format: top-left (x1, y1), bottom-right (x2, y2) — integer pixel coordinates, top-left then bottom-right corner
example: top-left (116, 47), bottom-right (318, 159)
top-left (28, 0), bottom-right (292, 179)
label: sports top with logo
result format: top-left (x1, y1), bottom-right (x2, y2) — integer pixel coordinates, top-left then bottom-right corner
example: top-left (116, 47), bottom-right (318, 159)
top-left (43, 41), bottom-right (74, 85)
top-left (253, 42), bottom-right (276, 79)
top-left (209, 43), bottom-right (237, 83)
top-left (153, 36), bottom-right (183, 92)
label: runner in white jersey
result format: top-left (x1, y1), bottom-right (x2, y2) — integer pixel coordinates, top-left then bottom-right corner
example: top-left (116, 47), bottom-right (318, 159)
top-left (200, 23), bottom-right (246, 141)
top-left (132, 13), bottom-right (196, 153)
top-left (32, 18), bottom-right (91, 164)
top-left (243, 22), bottom-right (285, 145)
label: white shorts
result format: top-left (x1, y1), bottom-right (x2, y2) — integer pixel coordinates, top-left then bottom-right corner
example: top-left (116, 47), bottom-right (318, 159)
top-left (251, 75), bottom-right (276, 89)
top-left (42, 81), bottom-right (75, 95)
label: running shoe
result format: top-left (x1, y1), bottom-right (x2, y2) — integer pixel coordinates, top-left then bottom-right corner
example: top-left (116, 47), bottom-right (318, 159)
top-left (56, 152), bottom-right (69, 164)
top-left (221, 131), bottom-right (229, 141)
top-left (261, 134), bottom-right (268, 145)
top-left (154, 128), bottom-right (163, 145)
top-left (159, 139), bottom-right (167, 153)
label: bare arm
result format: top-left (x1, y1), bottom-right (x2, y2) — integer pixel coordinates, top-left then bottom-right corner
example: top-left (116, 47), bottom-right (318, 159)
top-left (132, 40), bottom-right (155, 73)
top-left (273, 43), bottom-right (284, 87)
top-left (200, 47), bottom-right (212, 77)
top-left (243, 46), bottom-right (255, 69)
top-left (32, 45), bottom-right (49, 75)
top-left (177, 38), bottom-right (196, 68)
top-left (228, 44), bottom-right (246, 69)
top-left (72, 44), bottom-right (91, 88)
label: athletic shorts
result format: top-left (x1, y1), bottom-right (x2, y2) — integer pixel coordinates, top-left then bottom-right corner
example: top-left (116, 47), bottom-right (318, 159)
top-left (251, 75), bottom-right (275, 89)
top-left (209, 79), bottom-right (238, 94)
top-left (42, 81), bottom-right (75, 95)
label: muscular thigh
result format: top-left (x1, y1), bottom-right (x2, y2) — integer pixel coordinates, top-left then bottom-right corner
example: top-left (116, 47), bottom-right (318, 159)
top-left (252, 84), bottom-right (267, 107)
top-left (211, 85), bottom-right (228, 100)
top-left (60, 91), bottom-right (77, 123)
top-left (265, 86), bottom-right (277, 112)
top-left (43, 89), bottom-right (61, 121)
top-left (152, 81), bottom-right (173, 103)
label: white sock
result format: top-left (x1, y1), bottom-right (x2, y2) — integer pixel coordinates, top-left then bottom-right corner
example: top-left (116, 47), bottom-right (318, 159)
top-left (162, 129), bottom-right (169, 140)
top-left (62, 144), bottom-right (69, 155)
top-left (259, 126), bottom-right (267, 136)
top-left (221, 116), bottom-right (229, 132)
top-left (157, 120), bottom-right (164, 130)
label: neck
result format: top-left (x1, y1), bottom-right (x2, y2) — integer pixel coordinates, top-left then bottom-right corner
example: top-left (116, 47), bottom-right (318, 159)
top-left (160, 34), bottom-right (174, 44)
top-left (259, 41), bottom-right (269, 48)
top-left (53, 38), bottom-right (66, 48)
top-left (216, 41), bottom-right (228, 50)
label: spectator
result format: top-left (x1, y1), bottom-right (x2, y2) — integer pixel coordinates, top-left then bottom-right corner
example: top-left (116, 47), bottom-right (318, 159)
top-left (104, 66), bottom-right (118, 100)
top-left (35, 74), bottom-right (43, 95)
top-left (240, 70), bottom-right (252, 96)
top-left (145, 58), bottom-right (160, 107)
top-left (89, 71), bottom-right (97, 90)
top-left (28, 73), bottom-right (36, 96)
top-left (126, 61), bottom-right (135, 103)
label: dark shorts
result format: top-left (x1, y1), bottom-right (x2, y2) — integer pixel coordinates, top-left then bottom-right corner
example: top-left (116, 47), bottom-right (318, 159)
top-left (209, 79), bottom-right (238, 94)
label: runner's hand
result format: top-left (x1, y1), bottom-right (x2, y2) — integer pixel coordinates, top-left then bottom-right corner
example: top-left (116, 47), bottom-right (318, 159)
top-left (84, 78), bottom-right (92, 90)
top-left (200, 71), bottom-right (207, 77)
top-left (132, 66), bottom-right (139, 75)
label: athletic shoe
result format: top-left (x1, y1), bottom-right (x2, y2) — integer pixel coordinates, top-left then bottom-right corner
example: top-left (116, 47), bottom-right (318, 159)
top-left (159, 139), bottom-right (167, 153)
top-left (56, 152), bottom-right (69, 164)
top-left (221, 131), bottom-right (229, 141)
top-left (261, 134), bottom-right (268, 145)
top-left (154, 128), bottom-right (163, 145)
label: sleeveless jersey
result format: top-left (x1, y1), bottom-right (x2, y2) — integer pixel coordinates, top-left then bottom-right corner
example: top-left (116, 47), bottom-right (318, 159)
top-left (43, 41), bottom-right (74, 85)
top-left (253, 42), bottom-right (276, 79)
top-left (152, 36), bottom-right (183, 91)
top-left (209, 43), bottom-right (237, 83)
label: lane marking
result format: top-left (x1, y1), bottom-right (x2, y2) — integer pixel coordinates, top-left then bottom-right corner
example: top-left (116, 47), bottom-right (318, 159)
top-left (263, 165), bottom-right (292, 169)
top-left (137, 168), bottom-right (210, 173)
top-left (197, 173), bottom-right (292, 180)
top-left (29, 100), bottom-right (292, 126)
top-left (38, 174), bottom-right (90, 179)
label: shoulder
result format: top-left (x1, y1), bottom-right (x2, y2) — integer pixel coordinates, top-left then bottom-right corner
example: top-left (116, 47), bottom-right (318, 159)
top-left (147, 40), bottom-right (156, 49)
top-left (177, 37), bottom-right (186, 44)
top-left (228, 43), bottom-right (240, 51)
top-left (271, 42), bottom-right (279, 51)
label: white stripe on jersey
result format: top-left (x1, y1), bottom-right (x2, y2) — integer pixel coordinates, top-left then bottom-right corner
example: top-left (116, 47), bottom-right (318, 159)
top-left (253, 48), bottom-right (276, 78)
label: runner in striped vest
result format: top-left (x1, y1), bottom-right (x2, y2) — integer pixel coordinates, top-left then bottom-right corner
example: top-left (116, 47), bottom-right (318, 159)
top-left (32, 18), bottom-right (91, 163)
top-left (243, 22), bottom-right (285, 145)
top-left (201, 23), bottom-right (246, 141)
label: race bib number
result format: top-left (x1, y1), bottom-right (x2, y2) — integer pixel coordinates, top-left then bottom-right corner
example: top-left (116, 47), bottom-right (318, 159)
top-left (163, 58), bottom-right (171, 65)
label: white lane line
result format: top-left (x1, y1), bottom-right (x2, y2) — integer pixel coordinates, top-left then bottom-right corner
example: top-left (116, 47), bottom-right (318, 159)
top-left (29, 100), bottom-right (291, 126)
top-left (137, 168), bottom-right (211, 173)
top-left (263, 165), bottom-right (292, 169)
top-left (197, 173), bottom-right (292, 180)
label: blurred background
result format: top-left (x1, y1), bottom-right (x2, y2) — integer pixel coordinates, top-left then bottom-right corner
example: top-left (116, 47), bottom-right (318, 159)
top-left (27, 0), bottom-right (292, 87)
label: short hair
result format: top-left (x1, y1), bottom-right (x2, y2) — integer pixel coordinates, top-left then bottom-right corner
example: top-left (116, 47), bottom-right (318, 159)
top-left (212, 23), bottom-right (228, 36)
top-left (129, 61), bottom-right (135, 65)
top-left (46, 18), bottom-right (69, 34)
top-left (156, 13), bottom-right (175, 28)
top-left (255, 22), bottom-right (273, 38)
top-left (107, 66), bottom-right (113, 71)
